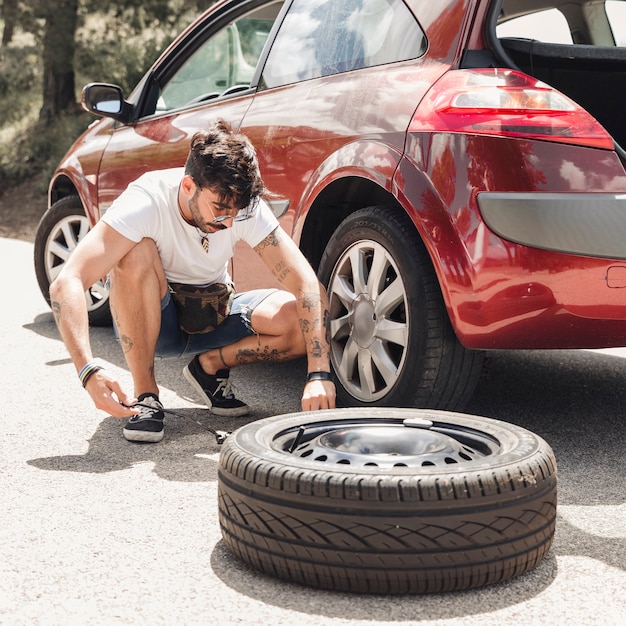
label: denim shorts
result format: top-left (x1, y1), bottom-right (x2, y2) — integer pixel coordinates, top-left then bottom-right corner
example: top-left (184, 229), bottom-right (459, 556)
top-left (154, 288), bottom-right (278, 359)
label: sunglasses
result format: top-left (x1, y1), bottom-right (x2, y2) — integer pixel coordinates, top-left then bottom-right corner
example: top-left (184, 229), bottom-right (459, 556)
top-left (209, 212), bottom-right (253, 230)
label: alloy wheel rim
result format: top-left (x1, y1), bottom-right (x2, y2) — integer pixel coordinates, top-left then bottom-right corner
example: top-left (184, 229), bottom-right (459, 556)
top-left (327, 240), bottom-right (409, 402)
top-left (44, 214), bottom-right (109, 313)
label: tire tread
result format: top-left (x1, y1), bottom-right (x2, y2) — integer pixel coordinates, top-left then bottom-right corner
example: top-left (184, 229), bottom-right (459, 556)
top-left (218, 411), bottom-right (557, 594)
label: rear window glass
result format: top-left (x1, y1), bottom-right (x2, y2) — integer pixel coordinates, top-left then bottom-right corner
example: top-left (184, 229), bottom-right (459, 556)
top-left (497, 8), bottom-right (573, 44)
top-left (606, 1), bottom-right (626, 45)
top-left (261, 0), bottom-right (426, 89)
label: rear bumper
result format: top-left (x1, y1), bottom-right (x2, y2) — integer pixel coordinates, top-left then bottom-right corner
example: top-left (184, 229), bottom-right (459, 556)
top-left (477, 192), bottom-right (626, 260)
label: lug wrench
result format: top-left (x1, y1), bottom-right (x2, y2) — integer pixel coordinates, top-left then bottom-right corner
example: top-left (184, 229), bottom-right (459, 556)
top-left (135, 402), bottom-right (231, 444)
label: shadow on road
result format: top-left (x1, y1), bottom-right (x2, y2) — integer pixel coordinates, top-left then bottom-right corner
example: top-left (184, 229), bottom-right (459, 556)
top-left (208, 539), bottom-right (560, 620)
top-left (23, 311), bottom-right (625, 619)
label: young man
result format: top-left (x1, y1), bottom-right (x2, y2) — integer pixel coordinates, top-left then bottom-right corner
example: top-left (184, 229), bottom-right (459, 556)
top-left (50, 120), bottom-right (336, 443)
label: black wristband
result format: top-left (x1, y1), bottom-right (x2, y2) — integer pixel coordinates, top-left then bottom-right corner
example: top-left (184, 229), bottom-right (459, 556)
top-left (306, 371), bottom-right (332, 382)
top-left (81, 365), bottom-right (103, 388)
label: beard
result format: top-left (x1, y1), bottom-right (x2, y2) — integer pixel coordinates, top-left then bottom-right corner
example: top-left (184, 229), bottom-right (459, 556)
top-left (188, 189), bottom-right (212, 233)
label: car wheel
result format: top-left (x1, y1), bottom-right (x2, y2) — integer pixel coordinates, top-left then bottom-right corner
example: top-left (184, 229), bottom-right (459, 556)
top-left (218, 407), bottom-right (557, 594)
top-left (318, 206), bottom-right (484, 410)
top-left (34, 195), bottom-right (111, 326)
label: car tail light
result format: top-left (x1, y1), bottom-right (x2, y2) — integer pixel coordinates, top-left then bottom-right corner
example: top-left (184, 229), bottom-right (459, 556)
top-left (410, 68), bottom-right (614, 150)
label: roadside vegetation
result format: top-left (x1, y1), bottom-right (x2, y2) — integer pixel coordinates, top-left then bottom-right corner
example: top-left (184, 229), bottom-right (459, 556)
top-left (0, 0), bottom-right (209, 199)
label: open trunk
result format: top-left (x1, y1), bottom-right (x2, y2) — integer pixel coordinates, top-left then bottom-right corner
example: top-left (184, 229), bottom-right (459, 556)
top-left (487, 0), bottom-right (626, 161)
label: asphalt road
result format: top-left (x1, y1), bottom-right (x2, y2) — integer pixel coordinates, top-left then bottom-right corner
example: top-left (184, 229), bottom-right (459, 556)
top-left (1, 236), bottom-right (624, 626)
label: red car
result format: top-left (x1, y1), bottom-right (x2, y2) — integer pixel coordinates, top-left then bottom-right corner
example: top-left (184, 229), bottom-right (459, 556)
top-left (35, 0), bottom-right (626, 410)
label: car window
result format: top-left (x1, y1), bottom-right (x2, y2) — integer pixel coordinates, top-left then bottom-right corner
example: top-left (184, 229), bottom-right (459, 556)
top-left (606, 0), bottom-right (626, 45)
top-left (156, 2), bottom-right (283, 112)
top-left (496, 8), bottom-right (573, 44)
top-left (260, 0), bottom-right (427, 89)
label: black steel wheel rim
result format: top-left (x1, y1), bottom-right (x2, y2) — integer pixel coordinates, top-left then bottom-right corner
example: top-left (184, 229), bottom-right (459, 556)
top-left (271, 417), bottom-right (501, 469)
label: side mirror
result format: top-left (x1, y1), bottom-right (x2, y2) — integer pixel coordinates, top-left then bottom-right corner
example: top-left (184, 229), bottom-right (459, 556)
top-left (82, 83), bottom-right (133, 123)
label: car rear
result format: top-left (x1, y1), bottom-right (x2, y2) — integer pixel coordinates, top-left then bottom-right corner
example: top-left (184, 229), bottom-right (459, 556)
top-left (396, 0), bottom-right (626, 350)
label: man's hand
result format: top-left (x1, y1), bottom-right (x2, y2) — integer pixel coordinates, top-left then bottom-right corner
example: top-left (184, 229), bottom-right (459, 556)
top-left (84, 370), bottom-right (139, 418)
top-left (301, 379), bottom-right (336, 411)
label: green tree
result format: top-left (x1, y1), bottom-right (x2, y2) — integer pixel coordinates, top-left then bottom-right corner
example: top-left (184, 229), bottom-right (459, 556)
top-left (40, 0), bottom-right (80, 122)
top-left (0, 0), bottom-right (209, 189)
top-left (37, 0), bottom-right (207, 120)
top-left (1, 0), bottom-right (18, 45)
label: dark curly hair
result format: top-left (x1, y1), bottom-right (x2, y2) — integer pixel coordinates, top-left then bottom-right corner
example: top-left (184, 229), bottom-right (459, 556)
top-left (184, 120), bottom-right (265, 213)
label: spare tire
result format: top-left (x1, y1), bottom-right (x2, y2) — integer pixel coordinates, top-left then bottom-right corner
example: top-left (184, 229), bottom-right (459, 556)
top-left (218, 408), bottom-right (557, 594)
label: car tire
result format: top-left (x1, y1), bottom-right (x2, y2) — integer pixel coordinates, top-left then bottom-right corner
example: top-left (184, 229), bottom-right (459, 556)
top-left (34, 195), bottom-right (112, 326)
top-left (318, 206), bottom-right (484, 410)
top-left (218, 408), bottom-right (557, 594)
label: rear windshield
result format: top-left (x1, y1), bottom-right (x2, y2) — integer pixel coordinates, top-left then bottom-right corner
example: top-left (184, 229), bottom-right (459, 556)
top-left (497, 8), bottom-right (572, 44)
top-left (497, 0), bottom-right (626, 47)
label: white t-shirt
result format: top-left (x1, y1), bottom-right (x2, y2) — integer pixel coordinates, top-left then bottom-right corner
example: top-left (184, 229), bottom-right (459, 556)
top-left (101, 168), bottom-right (279, 286)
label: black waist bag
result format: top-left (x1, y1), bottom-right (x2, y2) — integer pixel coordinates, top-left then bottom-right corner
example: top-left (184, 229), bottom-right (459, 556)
top-left (169, 282), bottom-right (235, 334)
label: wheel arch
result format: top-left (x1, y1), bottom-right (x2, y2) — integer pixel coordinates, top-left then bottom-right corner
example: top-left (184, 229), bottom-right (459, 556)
top-left (298, 175), bottom-right (398, 271)
top-left (294, 139), bottom-right (405, 270)
top-left (296, 156), bottom-right (475, 344)
top-left (48, 171), bottom-right (98, 226)
top-left (393, 154), bottom-right (479, 339)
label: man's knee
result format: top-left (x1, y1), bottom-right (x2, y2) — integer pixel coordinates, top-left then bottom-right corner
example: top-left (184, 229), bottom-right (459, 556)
top-left (111, 238), bottom-right (161, 282)
top-left (109, 238), bottom-right (168, 301)
top-left (275, 296), bottom-right (307, 354)
top-left (252, 292), bottom-right (303, 348)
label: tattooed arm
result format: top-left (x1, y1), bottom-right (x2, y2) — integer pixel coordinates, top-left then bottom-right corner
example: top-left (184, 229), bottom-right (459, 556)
top-left (49, 221), bottom-right (138, 417)
top-left (255, 226), bottom-right (336, 410)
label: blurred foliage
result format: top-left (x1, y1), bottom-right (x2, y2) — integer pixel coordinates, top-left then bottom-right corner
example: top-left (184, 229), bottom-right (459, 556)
top-left (76, 0), bottom-right (210, 93)
top-left (0, 0), bottom-right (214, 192)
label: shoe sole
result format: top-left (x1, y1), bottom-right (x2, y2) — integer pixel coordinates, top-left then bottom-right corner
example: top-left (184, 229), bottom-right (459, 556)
top-left (123, 427), bottom-right (164, 443)
top-left (183, 365), bottom-right (250, 417)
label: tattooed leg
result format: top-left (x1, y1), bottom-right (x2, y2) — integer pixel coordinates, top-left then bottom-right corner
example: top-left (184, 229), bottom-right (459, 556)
top-left (109, 238), bottom-right (167, 397)
top-left (233, 344), bottom-right (289, 366)
top-left (198, 290), bottom-right (306, 374)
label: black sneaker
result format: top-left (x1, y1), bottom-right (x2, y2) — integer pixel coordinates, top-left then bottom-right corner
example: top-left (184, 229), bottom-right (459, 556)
top-left (183, 356), bottom-right (250, 417)
top-left (123, 393), bottom-right (165, 443)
